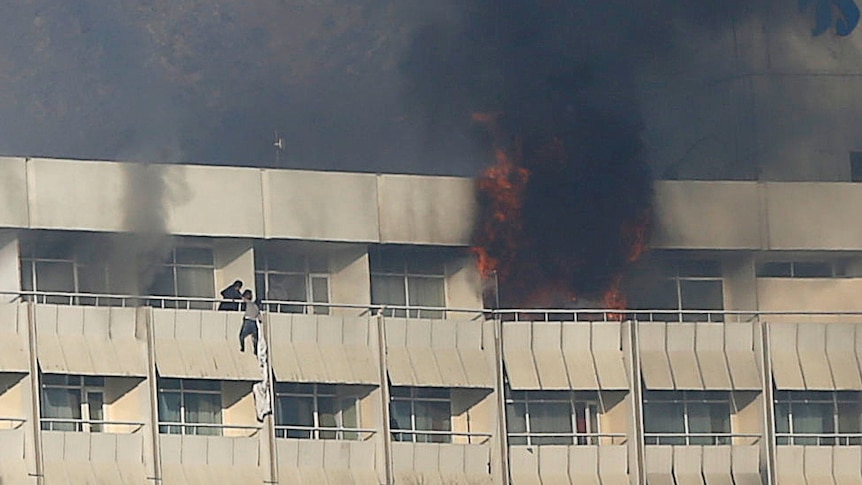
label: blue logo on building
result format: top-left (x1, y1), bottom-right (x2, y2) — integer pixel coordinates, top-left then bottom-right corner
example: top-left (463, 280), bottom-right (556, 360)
top-left (800, 0), bottom-right (860, 36)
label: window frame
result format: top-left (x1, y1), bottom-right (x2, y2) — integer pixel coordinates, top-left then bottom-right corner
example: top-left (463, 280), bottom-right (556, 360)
top-left (254, 251), bottom-right (331, 315)
top-left (273, 383), bottom-right (362, 440)
top-left (20, 252), bottom-right (110, 305)
top-left (636, 260), bottom-right (725, 322)
top-left (148, 246), bottom-right (216, 309)
top-left (642, 390), bottom-right (732, 445)
top-left (40, 374), bottom-right (106, 432)
top-left (370, 249), bottom-right (447, 319)
top-left (505, 390), bottom-right (601, 446)
top-left (389, 386), bottom-right (452, 443)
top-left (157, 378), bottom-right (223, 436)
top-left (775, 390), bottom-right (862, 445)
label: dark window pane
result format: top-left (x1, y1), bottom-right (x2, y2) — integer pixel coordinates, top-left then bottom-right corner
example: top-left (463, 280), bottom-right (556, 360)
top-left (757, 262), bottom-right (792, 277)
top-left (371, 275), bottom-right (406, 307)
top-left (174, 247), bottom-right (214, 265)
top-left (529, 402), bottom-right (573, 445)
top-left (793, 262), bottom-right (833, 278)
top-left (677, 260), bottom-right (722, 278)
top-left (680, 280), bottom-right (724, 310)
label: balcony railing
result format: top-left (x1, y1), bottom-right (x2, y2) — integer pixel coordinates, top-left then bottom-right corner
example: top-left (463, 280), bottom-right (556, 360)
top-left (41, 418), bottom-right (145, 433)
top-left (0, 417), bottom-right (26, 430)
top-left (391, 429), bottom-right (493, 444)
top-left (158, 422), bottom-right (262, 437)
top-left (10, 291), bottom-right (862, 324)
top-left (776, 433), bottom-right (862, 446)
top-left (644, 433), bottom-right (761, 446)
top-left (274, 425), bottom-right (376, 441)
top-left (508, 432), bottom-right (628, 446)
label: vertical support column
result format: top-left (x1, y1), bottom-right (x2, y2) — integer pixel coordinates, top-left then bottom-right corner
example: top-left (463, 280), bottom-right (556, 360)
top-left (626, 320), bottom-right (645, 485)
top-left (141, 306), bottom-right (162, 484)
top-left (25, 301), bottom-right (44, 485)
top-left (375, 310), bottom-right (393, 485)
top-left (493, 315), bottom-right (510, 485)
top-left (760, 319), bottom-right (776, 485)
top-left (262, 314), bottom-right (279, 485)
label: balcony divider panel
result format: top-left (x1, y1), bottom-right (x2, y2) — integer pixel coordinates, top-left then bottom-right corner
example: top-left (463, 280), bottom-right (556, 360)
top-left (775, 446), bottom-right (807, 485)
top-left (531, 322), bottom-right (570, 390)
top-left (667, 323), bottom-right (704, 390)
top-left (673, 445), bottom-right (706, 485)
top-left (591, 322), bottom-right (629, 390)
top-left (562, 322), bottom-right (600, 389)
top-left (695, 323), bottom-right (733, 389)
top-left (508, 446), bottom-right (542, 485)
top-left (804, 445), bottom-right (837, 485)
top-left (769, 324), bottom-right (806, 390)
top-left (644, 445), bottom-right (675, 485)
top-left (569, 446), bottom-right (602, 485)
top-left (826, 324), bottom-right (862, 390)
top-left (0, 429), bottom-right (28, 484)
top-left (502, 322), bottom-right (541, 390)
top-left (832, 446), bottom-right (862, 485)
top-left (537, 445), bottom-right (571, 485)
top-left (730, 445), bottom-right (762, 485)
top-left (797, 324), bottom-right (835, 390)
top-left (724, 322), bottom-right (761, 390)
top-left (701, 446), bottom-right (733, 485)
top-left (639, 323), bottom-right (674, 390)
top-left (0, 304), bottom-right (29, 372)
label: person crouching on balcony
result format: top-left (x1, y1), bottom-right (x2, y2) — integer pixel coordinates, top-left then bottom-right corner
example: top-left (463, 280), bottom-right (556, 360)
top-left (239, 289), bottom-right (260, 355)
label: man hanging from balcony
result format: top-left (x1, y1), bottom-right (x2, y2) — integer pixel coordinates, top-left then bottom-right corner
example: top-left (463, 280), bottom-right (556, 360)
top-left (239, 289), bottom-right (260, 355)
top-left (218, 279), bottom-right (244, 311)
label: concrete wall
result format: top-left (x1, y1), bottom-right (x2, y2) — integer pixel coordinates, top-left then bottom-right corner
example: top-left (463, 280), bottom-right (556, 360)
top-left (6, 158), bottom-right (479, 246)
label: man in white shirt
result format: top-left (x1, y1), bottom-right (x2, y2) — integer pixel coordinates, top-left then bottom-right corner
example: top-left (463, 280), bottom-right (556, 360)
top-left (239, 289), bottom-right (260, 354)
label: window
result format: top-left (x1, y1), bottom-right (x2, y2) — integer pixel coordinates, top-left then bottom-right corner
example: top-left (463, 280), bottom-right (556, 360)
top-left (371, 247), bottom-right (446, 318)
top-left (756, 261), bottom-right (840, 278)
top-left (775, 391), bottom-right (862, 445)
top-left (158, 378), bottom-right (222, 436)
top-left (148, 247), bottom-right (215, 309)
top-left (21, 240), bottom-right (109, 305)
top-left (41, 374), bottom-right (105, 432)
top-left (851, 151), bottom-right (862, 182)
top-left (255, 250), bottom-right (330, 314)
top-left (635, 260), bottom-right (724, 321)
top-left (390, 387), bottom-right (451, 443)
top-left (274, 383), bottom-right (362, 439)
top-left (506, 390), bottom-right (600, 446)
top-left (643, 391), bottom-right (731, 445)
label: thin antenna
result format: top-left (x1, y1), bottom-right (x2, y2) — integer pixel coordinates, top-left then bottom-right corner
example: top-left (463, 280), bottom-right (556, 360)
top-left (273, 130), bottom-right (285, 165)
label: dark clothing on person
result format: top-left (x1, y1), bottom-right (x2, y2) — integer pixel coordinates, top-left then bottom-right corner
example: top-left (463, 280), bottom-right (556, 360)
top-left (219, 284), bottom-right (243, 311)
top-left (239, 318), bottom-right (259, 355)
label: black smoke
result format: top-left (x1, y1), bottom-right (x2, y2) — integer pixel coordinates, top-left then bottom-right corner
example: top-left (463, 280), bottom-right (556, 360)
top-left (399, 0), bottom-right (761, 304)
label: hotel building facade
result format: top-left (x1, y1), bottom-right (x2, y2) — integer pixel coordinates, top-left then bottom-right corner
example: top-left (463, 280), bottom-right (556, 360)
top-left (0, 157), bottom-right (860, 484)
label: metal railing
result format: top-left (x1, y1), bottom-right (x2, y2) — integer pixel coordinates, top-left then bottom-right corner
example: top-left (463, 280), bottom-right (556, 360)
top-left (508, 432), bottom-right (628, 446)
top-left (40, 418), bottom-right (145, 433)
top-left (0, 417), bottom-right (26, 430)
top-left (157, 422), bottom-right (262, 437)
top-left (11, 290), bottom-right (862, 324)
top-left (390, 429), bottom-right (492, 444)
top-left (274, 425), bottom-right (376, 441)
top-left (776, 433), bottom-right (862, 446)
top-left (644, 433), bottom-right (761, 446)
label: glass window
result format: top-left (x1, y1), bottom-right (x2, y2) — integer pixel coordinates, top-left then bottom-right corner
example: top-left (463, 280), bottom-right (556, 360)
top-left (157, 378), bottom-right (222, 436)
top-left (634, 260), bottom-right (724, 322)
top-left (370, 247), bottom-right (447, 319)
top-left (274, 383), bottom-right (363, 440)
top-left (505, 389), bottom-right (600, 446)
top-left (643, 391), bottom-right (731, 445)
top-left (255, 248), bottom-right (331, 315)
top-left (390, 386), bottom-right (452, 443)
top-left (147, 247), bottom-right (216, 310)
top-left (775, 391), bottom-right (862, 445)
top-left (40, 374), bottom-right (105, 432)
